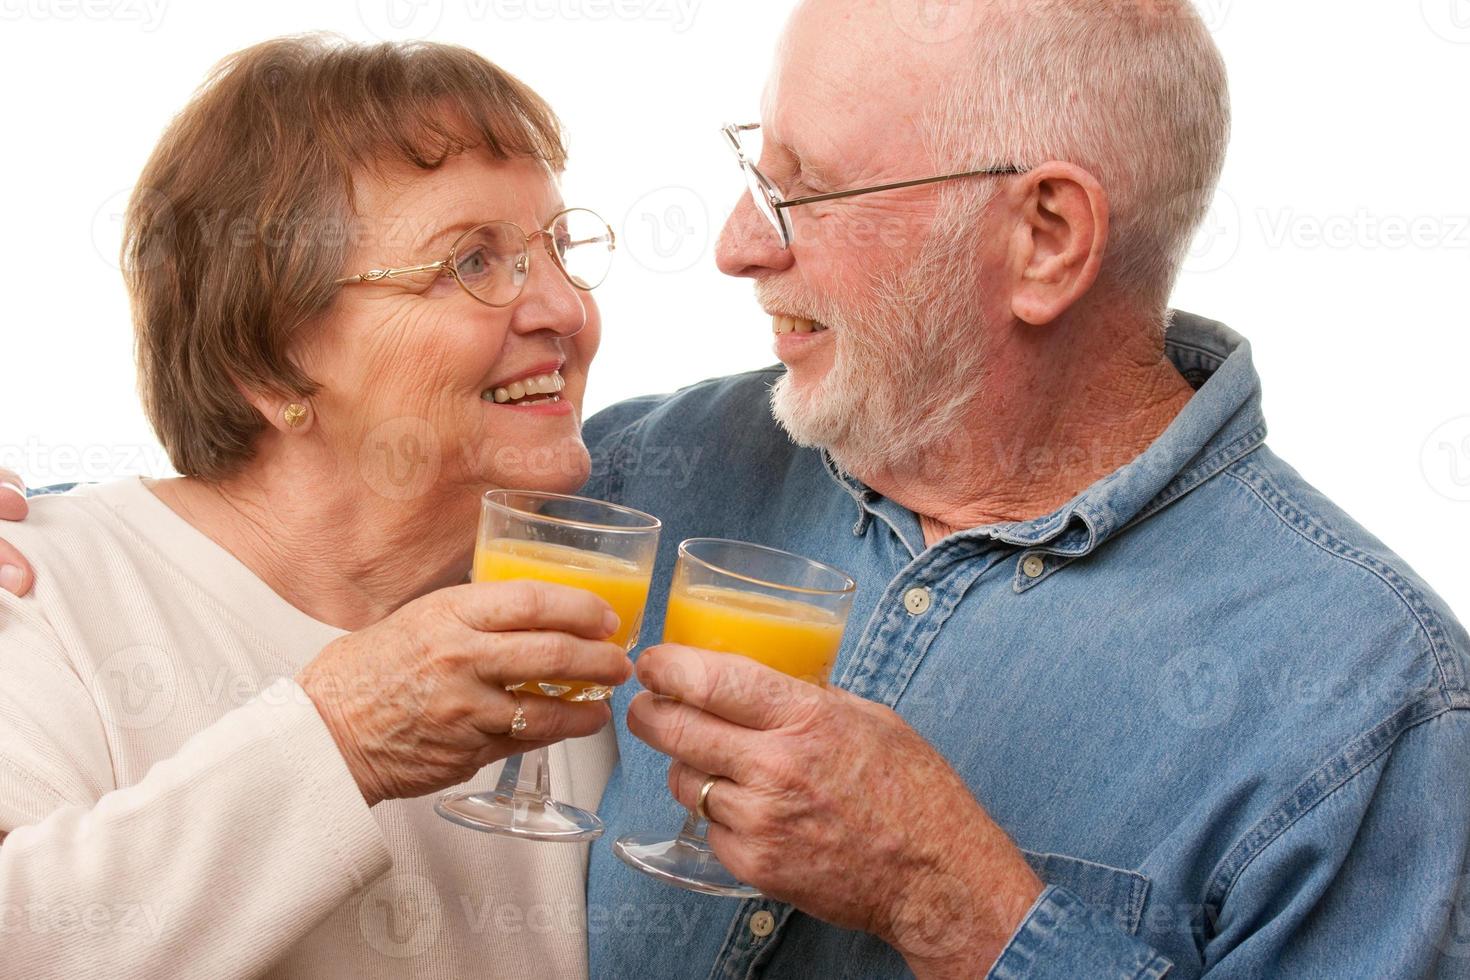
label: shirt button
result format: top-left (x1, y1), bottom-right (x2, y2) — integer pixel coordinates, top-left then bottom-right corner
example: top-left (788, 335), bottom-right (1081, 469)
top-left (904, 587), bottom-right (932, 615)
top-left (750, 909), bottom-right (776, 938)
top-left (1021, 555), bottom-right (1046, 579)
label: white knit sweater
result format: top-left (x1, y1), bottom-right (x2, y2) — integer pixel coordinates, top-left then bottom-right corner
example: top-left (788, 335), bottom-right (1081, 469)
top-left (0, 478), bottom-right (617, 979)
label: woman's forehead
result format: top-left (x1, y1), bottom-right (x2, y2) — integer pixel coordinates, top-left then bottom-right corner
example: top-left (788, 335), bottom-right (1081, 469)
top-left (351, 154), bottom-right (564, 252)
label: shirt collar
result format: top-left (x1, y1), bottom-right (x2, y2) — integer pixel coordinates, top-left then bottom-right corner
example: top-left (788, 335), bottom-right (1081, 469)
top-left (822, 310), bottom-right (1269, 559)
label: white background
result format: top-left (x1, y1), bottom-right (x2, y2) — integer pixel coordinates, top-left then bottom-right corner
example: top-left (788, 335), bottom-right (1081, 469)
top-left (1, 0), bottom-right (1467, 619)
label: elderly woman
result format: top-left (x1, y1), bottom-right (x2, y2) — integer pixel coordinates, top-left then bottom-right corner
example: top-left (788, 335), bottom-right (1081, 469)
top-left (0, 36), bottom-right (632, 977)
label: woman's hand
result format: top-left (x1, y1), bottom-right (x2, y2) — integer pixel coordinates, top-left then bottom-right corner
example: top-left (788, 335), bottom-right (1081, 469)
top-left (0, 468), bottom-right (33, 596)
top-left (297, 579), bottom-right (630, 807)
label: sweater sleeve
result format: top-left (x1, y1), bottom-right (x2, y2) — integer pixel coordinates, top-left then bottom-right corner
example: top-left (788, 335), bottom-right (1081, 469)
top-left (0, 597), bottom-right (393, 978)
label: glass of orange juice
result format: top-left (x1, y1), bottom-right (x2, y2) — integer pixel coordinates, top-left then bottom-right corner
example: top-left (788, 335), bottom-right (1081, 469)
top-left (613, 538), bottom-right (856, 895)
top-left (436, 490), bottom-right (661, 842)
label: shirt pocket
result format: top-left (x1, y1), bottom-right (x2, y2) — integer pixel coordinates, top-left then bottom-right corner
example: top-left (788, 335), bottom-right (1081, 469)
top-left (1021, 850), bottom-right (1152, 936)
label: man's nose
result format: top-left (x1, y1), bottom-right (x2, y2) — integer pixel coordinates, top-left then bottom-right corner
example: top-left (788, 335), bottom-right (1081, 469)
top-left (715, 192), bottom-right (795, 279)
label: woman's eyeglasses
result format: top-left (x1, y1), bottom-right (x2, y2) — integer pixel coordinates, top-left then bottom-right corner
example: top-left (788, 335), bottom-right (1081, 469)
top-left (336, 207), bottom-right (616, 308)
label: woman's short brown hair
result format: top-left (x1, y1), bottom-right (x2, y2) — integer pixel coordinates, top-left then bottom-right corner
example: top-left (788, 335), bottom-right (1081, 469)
top-left (124, 34), bottom-right (567, 480)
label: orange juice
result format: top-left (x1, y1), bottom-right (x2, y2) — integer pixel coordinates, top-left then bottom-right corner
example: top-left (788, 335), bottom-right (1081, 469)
top-left (475, 538), bottom-right (652, 700)
top-left (662, 584), bottom-right (845, 685)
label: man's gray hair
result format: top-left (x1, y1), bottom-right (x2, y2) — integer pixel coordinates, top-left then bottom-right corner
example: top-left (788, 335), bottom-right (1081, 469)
top-left (922, 0), bottom-right (1231, 317)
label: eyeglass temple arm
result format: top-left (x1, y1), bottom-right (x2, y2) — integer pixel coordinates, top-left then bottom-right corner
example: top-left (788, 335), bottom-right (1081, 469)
top-left (334, 261), bottom-right (448, 286)
top-left (774, 167), bottom-right (1030, 210)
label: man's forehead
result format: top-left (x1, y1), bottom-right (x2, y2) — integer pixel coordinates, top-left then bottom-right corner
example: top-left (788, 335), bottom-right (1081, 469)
top-left (763, 0), bottom-right (960, 166)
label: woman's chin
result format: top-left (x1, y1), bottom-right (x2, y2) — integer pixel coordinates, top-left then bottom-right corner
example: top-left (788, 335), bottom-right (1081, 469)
top-left (481, 437), bottom-right (591, 496)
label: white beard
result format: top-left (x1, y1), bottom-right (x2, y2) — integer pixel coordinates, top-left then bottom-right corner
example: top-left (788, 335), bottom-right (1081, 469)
top-left (763, 216), bottom-right (992, 476)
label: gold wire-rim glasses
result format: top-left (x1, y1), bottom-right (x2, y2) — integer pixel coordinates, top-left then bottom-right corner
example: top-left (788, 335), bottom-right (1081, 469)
top-left (334, 207), bottom-right (617, 308)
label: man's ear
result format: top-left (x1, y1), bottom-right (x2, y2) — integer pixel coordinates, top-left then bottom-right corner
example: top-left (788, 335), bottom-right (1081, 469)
top-left (1006, 161), bottom-right (1110, 327)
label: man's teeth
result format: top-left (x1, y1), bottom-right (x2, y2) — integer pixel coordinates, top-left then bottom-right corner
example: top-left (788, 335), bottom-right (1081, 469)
top-left (484, 372), bottom-right (566, 405)
top-left (773, 314), bottom-right (829, 335)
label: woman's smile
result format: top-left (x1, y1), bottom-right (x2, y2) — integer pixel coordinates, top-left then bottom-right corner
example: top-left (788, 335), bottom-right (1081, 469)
top-left (482, 358), bottom-right (575, 415)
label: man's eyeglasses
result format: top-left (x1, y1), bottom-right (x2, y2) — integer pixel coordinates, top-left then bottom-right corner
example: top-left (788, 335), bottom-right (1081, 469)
top-left (722, 123), bottom-right (1028, 249)
top-left (335, 207), bottom-right (616, 308)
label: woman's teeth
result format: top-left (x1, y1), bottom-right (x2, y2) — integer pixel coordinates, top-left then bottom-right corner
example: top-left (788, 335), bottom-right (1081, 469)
top-left (483, 371), bottom-right (566, 405)
top-left (773, 314), bottom-right (829, 335)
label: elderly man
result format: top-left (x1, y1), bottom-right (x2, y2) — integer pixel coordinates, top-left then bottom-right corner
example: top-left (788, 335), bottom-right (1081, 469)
top-left (3, 1), bottom-right (1468, 978)
top-left (568, 1), bottom-right (1470, 978)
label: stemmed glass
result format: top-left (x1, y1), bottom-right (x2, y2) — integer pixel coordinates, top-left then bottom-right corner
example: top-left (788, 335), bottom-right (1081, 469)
top-left (613, 538), bottom-right (856, 894)
top-left (436, 490), bottom-right (661, 842)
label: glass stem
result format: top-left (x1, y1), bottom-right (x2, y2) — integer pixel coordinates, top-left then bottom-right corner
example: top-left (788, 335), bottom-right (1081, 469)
top-left (493, 746), bottom-right (552, 804)
top-left (675, 810), bottom-right (709, 848)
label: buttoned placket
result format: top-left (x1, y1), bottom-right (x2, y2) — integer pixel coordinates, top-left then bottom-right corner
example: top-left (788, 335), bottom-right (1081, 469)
top-left (705, 515), bottom-right (1021, 978)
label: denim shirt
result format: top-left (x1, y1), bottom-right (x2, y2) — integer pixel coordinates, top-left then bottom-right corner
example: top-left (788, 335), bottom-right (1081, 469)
top-left (580, 312), bottom-right (1470, 979)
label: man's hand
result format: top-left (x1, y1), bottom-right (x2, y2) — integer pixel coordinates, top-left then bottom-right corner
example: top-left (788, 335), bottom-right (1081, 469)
top-left (0, 468), bottom-right (33, 596)
top-left (627, 645), bottom-right (1045, 979)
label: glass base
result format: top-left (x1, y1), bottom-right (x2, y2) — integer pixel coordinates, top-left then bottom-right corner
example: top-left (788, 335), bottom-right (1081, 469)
top-left (436, 788), bottom-right (604, 842)
top-left (613, 831), bottom-right (763, 898)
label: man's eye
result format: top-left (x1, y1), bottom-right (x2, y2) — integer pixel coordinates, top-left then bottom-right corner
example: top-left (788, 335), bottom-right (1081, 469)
top-left (793, 169), bottom-right (827, 195)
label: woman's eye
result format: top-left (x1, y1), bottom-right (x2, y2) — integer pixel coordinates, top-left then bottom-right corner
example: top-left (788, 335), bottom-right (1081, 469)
top-left (456, 247), bottom-right (490, 279)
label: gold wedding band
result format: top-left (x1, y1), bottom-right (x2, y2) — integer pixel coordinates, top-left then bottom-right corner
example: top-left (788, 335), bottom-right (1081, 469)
top-left (695, 774), bottom-right (720, 822)
top-left (508, 695), bottom-right (528, 738)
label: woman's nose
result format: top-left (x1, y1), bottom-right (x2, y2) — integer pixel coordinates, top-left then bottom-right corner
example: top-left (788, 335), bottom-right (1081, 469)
top-left (508, 241), bottom-right (587, 338)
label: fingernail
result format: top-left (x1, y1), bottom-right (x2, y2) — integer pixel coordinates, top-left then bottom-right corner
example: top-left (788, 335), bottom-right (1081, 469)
top-left (604, 610), bottom-right (621, 637)
top-left (0, 481), bottom-right (24, 499)
top-left (0, 565), bottom-right (23, 595)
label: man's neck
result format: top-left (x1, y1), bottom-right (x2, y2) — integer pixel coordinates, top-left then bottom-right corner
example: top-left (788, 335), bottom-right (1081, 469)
top-left (855, 313), bottom-right (1196, 550)
top-left (149, 459), bottom-right (478, 631)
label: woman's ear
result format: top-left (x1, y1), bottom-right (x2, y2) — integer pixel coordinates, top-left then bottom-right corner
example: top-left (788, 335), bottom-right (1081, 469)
top-left (1006, 161), bottom-right (1111, 327)
top-left (237, 383), bottom-right (314, 435)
